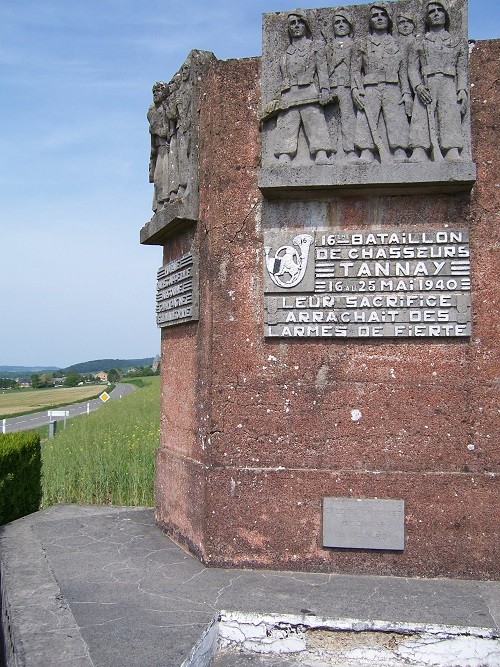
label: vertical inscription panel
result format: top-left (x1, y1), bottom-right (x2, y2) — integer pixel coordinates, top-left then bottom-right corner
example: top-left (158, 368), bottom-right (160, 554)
top-left (323, 497), bottom-right (405, 551)
top-left (156, 251), bottom-right (199, 327)
top-left (264, 228), bottom-right (471, 338)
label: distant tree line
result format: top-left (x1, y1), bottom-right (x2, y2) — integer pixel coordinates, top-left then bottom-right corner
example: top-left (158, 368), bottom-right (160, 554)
top-left (29, 372), bottom-right (89, 388)
top-left (123, 365), bottom-right (160, 378)
top-left (1, 359), bottom-right (159, 390)
top-left (107, 369), bottom-right (120, 383)
top-left (62, 358), bottom-right (155, 374)
top-left (30, 373), bottom-right (55, 389)
top-left (0, 378), bottom-right (19, 389)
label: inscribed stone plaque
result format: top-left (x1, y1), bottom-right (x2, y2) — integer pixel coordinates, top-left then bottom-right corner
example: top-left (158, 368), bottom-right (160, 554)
top-left (264, 227), bottom-right (471, 338)
top-left (156, 251), bottom-right (199, 327)
top-left (259, 0), bottom-right (475, 194)
top-left (323, 497), bottom-right (405, 550)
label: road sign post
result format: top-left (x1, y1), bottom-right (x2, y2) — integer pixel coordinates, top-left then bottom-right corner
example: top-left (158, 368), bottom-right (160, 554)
top-left (48, 410), bottom-right (69, 428)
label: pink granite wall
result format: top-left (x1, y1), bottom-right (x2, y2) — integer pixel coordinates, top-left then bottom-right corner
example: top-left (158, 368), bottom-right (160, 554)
top-left (155, 41), bottom-right (499, 578)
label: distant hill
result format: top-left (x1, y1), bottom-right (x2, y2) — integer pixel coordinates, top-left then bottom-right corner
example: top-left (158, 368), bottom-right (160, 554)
top-left (61, 358), bottom-right (155, 374)
top-left (0, 358), bottom-right (156, 378)
top-left (0, 366), bottom-right (59, 373)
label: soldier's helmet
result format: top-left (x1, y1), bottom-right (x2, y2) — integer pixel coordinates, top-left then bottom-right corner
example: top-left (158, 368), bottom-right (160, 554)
top-left (287, 8), bottom-right (308, 21)
top-left (369, 3), bottom-right (393, 34)
top-left (396, 10), bottom-right (416, 34)
top-left (333, 7), bottom-right (354, 33)
top-left (286, 9), bottom-right (312, 37)
top-left (397, 10), bottom-right (415, 24)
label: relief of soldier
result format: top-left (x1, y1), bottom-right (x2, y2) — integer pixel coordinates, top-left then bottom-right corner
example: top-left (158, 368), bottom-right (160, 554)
top-left (169, 60), bottom-right (193, 199)
top-left (325, 8), bottom-right (357, 162)
top-left (165, 74), bottom-right (182, 201)
top-left (147, 61), bottom-right (195, 211)
top-left (396, 10), bottom-right (417, 44)
top-left (408, 0), bottom-right (468, 162)
top-left (262, 1), bottom-right (471, 169)
top-left (271, 10), bottom-right (333, 165)
top-left (351, 3), bottom-right (413, 164)
top-left (147, 81), bottom-right (170, 212)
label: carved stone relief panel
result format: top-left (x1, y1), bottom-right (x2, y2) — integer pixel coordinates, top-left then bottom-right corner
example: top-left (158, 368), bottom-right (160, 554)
top-left (141, 50), bottom-right (215, 245)
top-left (259, 1), bottom-right (476, 195)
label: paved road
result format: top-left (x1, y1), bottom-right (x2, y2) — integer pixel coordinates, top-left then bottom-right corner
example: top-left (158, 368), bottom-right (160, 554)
top-left (1, 383), bottom-right (135, 434)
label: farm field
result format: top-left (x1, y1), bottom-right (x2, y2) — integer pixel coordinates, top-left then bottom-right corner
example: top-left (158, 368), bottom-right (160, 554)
top-left (0, 385), bottom-right (106, 417)
top-left (42, 376), bottom-right (160, 507)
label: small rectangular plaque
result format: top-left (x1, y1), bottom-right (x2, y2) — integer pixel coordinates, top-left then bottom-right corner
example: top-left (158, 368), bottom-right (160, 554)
top-left (323, 497), bottom-right (405, 551)
top-left (156, 251), bottom-right (199, 328)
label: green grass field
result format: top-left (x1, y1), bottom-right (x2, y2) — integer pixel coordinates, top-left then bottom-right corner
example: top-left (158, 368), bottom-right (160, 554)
top-left (41, 376), bottom-right (160, 507)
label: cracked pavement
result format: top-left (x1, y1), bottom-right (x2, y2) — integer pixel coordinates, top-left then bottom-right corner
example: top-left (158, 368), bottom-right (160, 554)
top-left (0, 505), bottom-right (498, 666)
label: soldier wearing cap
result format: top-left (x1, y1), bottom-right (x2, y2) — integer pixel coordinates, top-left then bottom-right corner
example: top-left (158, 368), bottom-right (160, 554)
top-left (396, 11), bottom-right (417, 121)
top-left (326, 7), bottom-right (357, 161)
top-left (148, 81), bottom-right (170, 211)
top-left (170, 58), bottom-right (192, 200)
top-left (351, 3), bottom-right (412, 163)
top-left (274, 10), bottom-right (332, 164)
top-left (408, 0), bottom-right (468, 162)
top-left (396, 10), bottom-right (416, 41)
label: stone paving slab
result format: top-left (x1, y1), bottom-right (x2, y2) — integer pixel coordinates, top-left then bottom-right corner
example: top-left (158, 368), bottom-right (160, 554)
top-left (1, 505), bottom-right (499, 666)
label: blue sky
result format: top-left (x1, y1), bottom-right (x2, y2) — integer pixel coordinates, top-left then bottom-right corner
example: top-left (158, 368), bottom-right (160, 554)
top-left (0, 1), bottom-right (497, 367)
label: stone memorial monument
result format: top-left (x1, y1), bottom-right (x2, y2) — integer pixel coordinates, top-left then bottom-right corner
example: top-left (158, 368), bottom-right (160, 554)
top-left (141, 1), bottom-right (499, 580)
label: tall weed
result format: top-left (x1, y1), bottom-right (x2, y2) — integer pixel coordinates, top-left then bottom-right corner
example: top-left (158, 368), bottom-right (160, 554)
top-left (42, 377), bottom-right (159, 507)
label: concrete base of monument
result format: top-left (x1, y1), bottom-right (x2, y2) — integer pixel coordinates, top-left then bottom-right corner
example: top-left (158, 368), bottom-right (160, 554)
top-left (155, 452), bottom-right (499, 579)
top-left (258, 161), bottom-right (477, 197)
top-left (1, 505), bottom-right (499, 666)
top-left (205, 613), bottom-right (500, 667)
top-left (140, 202), bottom-right (197, 245)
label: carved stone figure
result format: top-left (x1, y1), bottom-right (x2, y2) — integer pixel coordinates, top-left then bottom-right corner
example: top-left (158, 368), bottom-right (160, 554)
top-left (351, 3), bottom-right (413, 163)
top-left (326, 8), bottom-right (357, 161)
top-left (165, 76), bottom-right (181, 201)
top-left (165, 62), bottom-right (193, 201)
top-left (147, 81), bottom-right (169, 211)
top-left (396, 10), bottom-right (416, 42)
top-left (273, 10), bottom-right (332, 164)
top-left (396, 11), bottom-right (416, 123)
top-left (143, 50), bottom-right (216, 244)
top-left (408, 0), bottom-right (468, 162)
